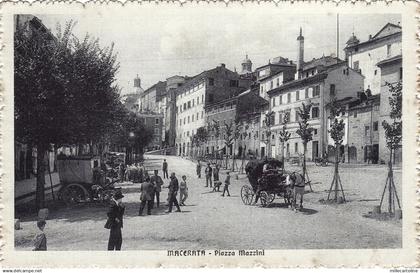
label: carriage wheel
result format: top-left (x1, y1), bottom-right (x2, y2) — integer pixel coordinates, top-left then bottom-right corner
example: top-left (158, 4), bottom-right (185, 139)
top-left (60, 184), bottom-right (87, 206)
top-left (260, 191), bottom-right (269, 207)
top-left (267, 193), bottom-right (275, 204)
top-left (240, 185), bottom-right (254, 205)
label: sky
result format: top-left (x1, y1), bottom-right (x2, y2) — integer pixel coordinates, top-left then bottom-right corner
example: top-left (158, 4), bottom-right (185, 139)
top-left (37, 9), bottom-right (400, 95)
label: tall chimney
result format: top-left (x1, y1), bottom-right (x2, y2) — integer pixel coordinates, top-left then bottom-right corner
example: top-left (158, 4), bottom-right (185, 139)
top-left (297, 27), bottom-right (304, 79)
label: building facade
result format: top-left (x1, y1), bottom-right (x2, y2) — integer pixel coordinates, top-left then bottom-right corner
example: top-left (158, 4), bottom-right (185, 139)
top-left (175, 64), bottom-right (251, 156)
top-left (377, 54), bottom-right (403, 165)
top-left (344, 22), bottom-right (402, 95)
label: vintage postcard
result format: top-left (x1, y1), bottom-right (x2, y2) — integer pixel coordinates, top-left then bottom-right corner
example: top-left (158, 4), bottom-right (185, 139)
top-left (0, 1), bottom-right (417, 268)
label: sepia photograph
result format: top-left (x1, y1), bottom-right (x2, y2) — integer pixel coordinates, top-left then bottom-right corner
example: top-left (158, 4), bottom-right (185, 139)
top-left (2, 2), bottom-right (416, 268)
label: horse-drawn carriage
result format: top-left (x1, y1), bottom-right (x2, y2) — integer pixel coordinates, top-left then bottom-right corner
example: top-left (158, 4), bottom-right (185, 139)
top-left (241, 158), bottom-right (293, 207)
top-left (57, 155), bottom-right (121, 205)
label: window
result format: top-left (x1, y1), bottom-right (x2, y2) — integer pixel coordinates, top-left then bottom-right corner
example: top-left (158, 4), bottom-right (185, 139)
top-left (387, 44), bottom-right (391, 56)
top-left (374, 70), bottom-right (377, 75)
top-left (305, 88), bottom-right (309, 99)
top-left (279, 95), bottom-right (283, 105)
top-left (353, 61), bottom-right (359, 71)
top-left (295, 109), bottom-right (300, 122)
top-left (272, 134), bottom-right (275, 140)
top-left (176, 106), bottom-right (178, 113)
top-left (314, 129), bottom-right (318, 135)
top-left (188, 101), bottom-right (191, 108)
top-left (278, 112), bottom-right (283, 124)
top-left (330, 84), bottom-right (336, 97)
top-left (154, 128), bottom-right (159, 134)
top-left (399, 67), bottom-right (403, 80)
top-left (260, 85), bottom-right (263, 94)
top-left (192, 115), bottom-right (194, 122)
top-left (365, 126), bottom-right (370, 136)
top-left (276, 78), bottom-right (280, 87)
top-left (155, 118), bottom-right (159, 125)
top-left (183, 117), bottom-right (186, 124)
top-left (312, 107), bottom-right (319, 118)
top-left (187, 131), bottom-right (189, 137)
top-left (311, 70), bottom-right (315, 76)
top-left (188, 116), bottom-right (190, 123)
top-left (313, 85), bottom-right (320, 97)
top-left (270, 81), bottom-right (273, 89)
top-left (294, 143), bottom-right (298, 153)
top-left (209, 78), bottom-right (214, 86)
top-left (183, 103), bottom-right (187, 110)
top-left (202, 94), bottom-right (204, 103)
top-left (192, 100), bottom-right (195, 107)
top-left (272, 97), bottom-right (276, 107)
top-left (230, 80), bottom-right (238, 87)
top-left (287, 93), bottom-right (291, 103)
top-left (296, 90), bottom-right (300, 101)
top-left (201, 111), bottom-right (204, 118)
top-left (197, 97), bottom-right (199, 104)
top-left (373, 121), bottom-right (378, 131)
top-left (197, 112), bottom-right (199, 119)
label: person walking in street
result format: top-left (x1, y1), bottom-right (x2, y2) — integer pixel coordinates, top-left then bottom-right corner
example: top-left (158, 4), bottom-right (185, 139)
top-left (205, 163), bottom-right (213, 188)
top-left (139, 178), bottom-right (154, 216)
top-left (150, 169), bottom-right (164, 208)
top-left (162, 159), bottom-right (169, 179)
top-left (166, 172), bottom-right (181, 213)
top-left (196, 160), bottom-right (202, 178)
top-left (213, 164), bottom-right (221, 192)
top-left (179, 175), bottom-right (189, 206)
top-left (106, 191), bottom-right (125, 251)
top-left (33, 220), bottom-right (47, 251)
top-left (221, 171), bottom-right (231, 197)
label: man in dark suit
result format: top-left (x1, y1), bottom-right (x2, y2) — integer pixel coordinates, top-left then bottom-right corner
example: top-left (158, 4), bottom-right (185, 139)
top-left (205, 163), bottom-right (213, 188)
top-left (107, 191), bottom-right (125, 251)
top-left (166, 172), bottom-right (181, 213)
top-left (138, 178), bottom-right (154, 216)
top-left (150, 169), bottom-right (164, 208)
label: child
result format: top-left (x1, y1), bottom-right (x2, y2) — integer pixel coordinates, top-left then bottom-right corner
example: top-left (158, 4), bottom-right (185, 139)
top-left (221, 172), bottom-right (231, 197)
top-left (179, 175), bottom-right (188, 206)
top-left (33, 220), bottom-right (47, 251)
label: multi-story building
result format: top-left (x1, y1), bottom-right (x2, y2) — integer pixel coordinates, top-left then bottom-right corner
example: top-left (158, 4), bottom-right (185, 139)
top-left (175, 64), bottom-right (251, 156)
top-left (205, 88), bottom-right (268, 158)
top-left (138, 113), bottom-right (164, 151)
top-left (265, 29), bottom-right (364, 161)
top-left (377, 54), bottom-right (403, 165)
top-left (344, 22), bottom-right (402, 95)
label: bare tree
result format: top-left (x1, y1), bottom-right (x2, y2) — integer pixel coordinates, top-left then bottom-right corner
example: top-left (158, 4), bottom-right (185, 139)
top-left (296, 102), bottom-right (314, 192)
top-left (278, 112), bottom-right (291, 172)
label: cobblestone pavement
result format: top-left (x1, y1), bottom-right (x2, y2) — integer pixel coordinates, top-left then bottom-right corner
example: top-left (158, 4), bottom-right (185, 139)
top-left (15, 154), bottom-right (402, 250)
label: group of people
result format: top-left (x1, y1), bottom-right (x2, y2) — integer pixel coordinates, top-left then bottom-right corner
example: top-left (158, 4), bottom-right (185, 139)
top-left (196, 160), bottom-right (231, 197)
top-left (106, 159), bottom-right (188, 251)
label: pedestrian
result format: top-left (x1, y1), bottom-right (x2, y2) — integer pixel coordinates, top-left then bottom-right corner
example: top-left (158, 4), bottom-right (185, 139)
top-left (205, 163), bottom-right (213, 188)
top-left (179, 175), bottom-right (188, 206)
top-left (119, 163), bottom-right (125, 182)
top-left (289, 172), bottom-right (305, 211)
top-left (150, 170), bottom-right (164, 208)
top-left (196, 160), bottom-right (202, 178)
top-left (162, 159), bottom-right (169, 179)
top-left (139, 178), bottom-right (154, 216)
top-left (221, 171), bottom-right (231, 197)
top-left (105, 191), bottom-right (125, 251)
top-left (213, 164), bottom-right (221, 192)
top-left (166, 172), bottom-right (181, 213)
top-left (33, 220), bottom-right (47, 251)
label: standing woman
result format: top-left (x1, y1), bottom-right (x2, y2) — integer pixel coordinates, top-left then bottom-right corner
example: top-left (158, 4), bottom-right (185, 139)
top-left (106, 191), bottom-right (125, 251)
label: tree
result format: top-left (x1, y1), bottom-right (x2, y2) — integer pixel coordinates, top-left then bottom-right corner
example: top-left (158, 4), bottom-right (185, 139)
top-left (231, 120), bottom-right (242, 171)
top-left (379, 81), bottom-right (402, 214)
top-left (239, 123), bottom-right (250, 174)
top-left (195, 126), bottom-right (208, 158)
top-left (326, 100), bottom-right (346, 203)
top-left (212, 120), bottom-right (221, 163)
top-left (15, 19), bottom-right (123, 209)
top-left (296, 102), bottom-right (314, 192)
top-left (262, 111), bottom-right (275, 158)
top-left (278, 112), bottom-right (291, 171)
top-left (223, 121), bottom-right (234, 169)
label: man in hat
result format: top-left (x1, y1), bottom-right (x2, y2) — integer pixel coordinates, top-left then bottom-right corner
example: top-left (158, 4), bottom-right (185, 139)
top-left (139, 178), bottom-right (154, 216)
top-left (150, 169), bottom-right (164, 208)
top-left (205, 163), bottom-right (213, 188)
top-left (106, 191), bottom-right (125, 251)
top-left (196, 160), bottom-right (202, 178)
top-left (166, 172), bottom-right (181, 213)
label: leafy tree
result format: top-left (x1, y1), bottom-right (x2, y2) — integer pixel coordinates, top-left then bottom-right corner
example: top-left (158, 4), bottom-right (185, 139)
top-left (212, 120), bottom-right (221, 163)
top-left (380, 81), bottom-right (402, 214)
top-left (195, 126), bottom-right (208, 157)
top-left (296, 102), bottom-right (314, 192)
top-left (326, 100), bottom-right (346, 203)
top-left (278, 112), bottom-right (291, 171)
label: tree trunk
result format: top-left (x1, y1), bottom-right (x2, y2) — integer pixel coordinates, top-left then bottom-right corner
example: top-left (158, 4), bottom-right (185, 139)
top-left (388, 148), bottom-right (393, 213)
top-left (302, 142), bottom-right (307, 179)
top-left (35, 146), bottom-right (47, 210)
top-left (232, 140), bottom-right (236, 171)
top-left (334, 144), bottom-right (339, 202)
top-left (281, 141), bottom-right (285, 171)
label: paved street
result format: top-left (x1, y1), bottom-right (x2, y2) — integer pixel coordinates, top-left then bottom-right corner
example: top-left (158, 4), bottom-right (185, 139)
top-left (15, 155), bottom-right (401, 250)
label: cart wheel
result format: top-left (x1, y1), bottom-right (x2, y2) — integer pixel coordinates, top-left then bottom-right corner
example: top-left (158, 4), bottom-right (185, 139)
top-left (60, 184), bottom-right (87, 206)
top-left (241, 185), bottom-right (254, 205)
top-left (260, 191), bottom-right (269, 207)
top-left (267, 193), bottom-right (275, 204)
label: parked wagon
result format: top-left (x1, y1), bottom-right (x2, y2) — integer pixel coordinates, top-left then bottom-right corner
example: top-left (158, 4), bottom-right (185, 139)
top-left (242, 158), bottom-right (293, 207)
top-left (57, 155), bottom-right (121, 205)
